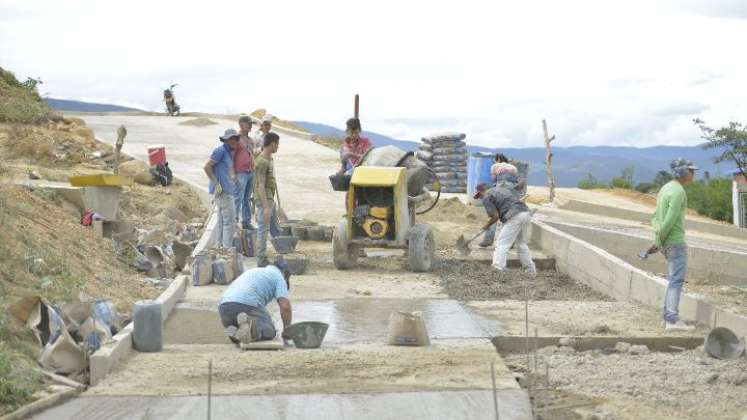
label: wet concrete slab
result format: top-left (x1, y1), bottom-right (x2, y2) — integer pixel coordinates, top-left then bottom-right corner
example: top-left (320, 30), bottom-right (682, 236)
top-left (33, 390), bottom-right (532, 420)
top-left (165, 298), bottom-right (497, 345)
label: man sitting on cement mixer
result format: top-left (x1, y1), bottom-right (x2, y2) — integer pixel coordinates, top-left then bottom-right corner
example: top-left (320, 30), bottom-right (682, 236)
top-left (219, 258), bottom-right (293, 344)
top-left (474, 183), bottom-right (536, 275)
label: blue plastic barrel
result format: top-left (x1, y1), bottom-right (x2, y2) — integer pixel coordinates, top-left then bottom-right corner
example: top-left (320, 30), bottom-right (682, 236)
top-left (467, 152), bottom-right (495, 198)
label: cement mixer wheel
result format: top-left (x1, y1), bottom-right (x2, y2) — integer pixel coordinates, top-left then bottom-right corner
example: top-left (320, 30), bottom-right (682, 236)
top-left (408, 224), bottom-right (435, 272)
top-left (333, 219), bottom-right (359, 270)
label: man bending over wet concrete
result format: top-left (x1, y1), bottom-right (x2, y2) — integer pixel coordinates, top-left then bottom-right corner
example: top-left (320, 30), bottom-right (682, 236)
top-left (219, 258), bottom-right (292, 344)
top-left (204, 129), bottom-right (239, 248)
top-left (254, 132), bottom-right (282, 267)
top-left (648, 158), bottom-right (698, 331)
top-left (474, 182), bottom-right (536, 275)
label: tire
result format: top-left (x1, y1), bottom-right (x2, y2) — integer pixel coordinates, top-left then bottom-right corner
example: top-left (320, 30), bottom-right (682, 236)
top-left (332, 219), bottom-right (358, 269)
top-left (408, 224), bottom-right (435, 272)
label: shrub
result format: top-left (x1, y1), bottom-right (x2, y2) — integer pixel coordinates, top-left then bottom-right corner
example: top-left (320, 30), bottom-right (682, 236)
top-left (0, 67), bottom-right (49, 124)
top-left (684, 178), bottom-right (733, 222)
top-left (635, 182), bottom-right (656, 193)
top-left (578, 173), bottom-right (606, 189)
top-left (610, 177), bottom-right (633, 190)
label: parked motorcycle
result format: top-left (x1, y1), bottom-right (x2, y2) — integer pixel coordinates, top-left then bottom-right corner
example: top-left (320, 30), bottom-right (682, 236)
top-left (163, 84), bottom-right (180, 116)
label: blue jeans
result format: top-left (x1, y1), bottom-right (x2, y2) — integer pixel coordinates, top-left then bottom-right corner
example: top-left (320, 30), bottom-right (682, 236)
top-left (256, 201), bottom-right (281, 262)
top-left (233, 172), bottom-right (254, 226)
top-left (218, 302), bottom-right (276, 341)
top-left (215, 192), bottom-right (235, 248)
top-left (662, 244), bottom-right (687, 323)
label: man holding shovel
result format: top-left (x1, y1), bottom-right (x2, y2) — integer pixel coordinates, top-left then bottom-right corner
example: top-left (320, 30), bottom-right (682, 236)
top-left (473, 183), bottom-right (536, 274)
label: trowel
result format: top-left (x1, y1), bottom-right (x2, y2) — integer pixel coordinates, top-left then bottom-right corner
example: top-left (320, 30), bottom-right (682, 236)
top-left (455, 229), bottom-right (487, 256)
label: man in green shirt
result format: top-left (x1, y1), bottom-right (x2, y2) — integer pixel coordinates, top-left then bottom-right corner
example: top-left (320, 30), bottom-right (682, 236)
top-left (649, 158), bottom-right (698, 331)
top-left (254, 132), bottom-right (281, 267)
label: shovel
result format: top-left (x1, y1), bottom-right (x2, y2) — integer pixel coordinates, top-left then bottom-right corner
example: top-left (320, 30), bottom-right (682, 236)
top-left (275, 188), bottom-right (289, 223)
top-left (456, 229), bottom-right (487, 256)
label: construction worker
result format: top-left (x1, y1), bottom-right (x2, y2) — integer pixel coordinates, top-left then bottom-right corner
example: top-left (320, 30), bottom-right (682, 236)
top-left (254, 132), bottom-right (282, 267)
top-left (649, 158), bottom-right (698, 331)
top-left (340, 117), bottom-right (372, 174)
top-left (204, 128), bottom-right (239, 248)
top-left (219, 258), bottom-right (292, 344)
top-left (474, 182), bottom-right (536, 274)
top-left (251, 115), bottom-right (274, 155)
top-left (235, 116), bottom-right (256, 230)
top-left (479, 153), bottom-right (524, 248)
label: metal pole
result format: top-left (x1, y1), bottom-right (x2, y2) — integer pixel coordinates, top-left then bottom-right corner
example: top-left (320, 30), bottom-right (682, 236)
top-left (524, 276), bottom-right (530, 372)
top-left (207, 359), bottom-right (212, 420)
top-left (354, 94), bottom-right (360, 119)
top-left (533, 328), bottom-right (539, 372)
top-left (491, 362), bottom-right (499, 420)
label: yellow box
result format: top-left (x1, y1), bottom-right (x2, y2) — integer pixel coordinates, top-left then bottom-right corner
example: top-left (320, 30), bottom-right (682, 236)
top-left (68, 174), bottom-right (133, 187)
top-left (350, 167), bottom-right (404, 187)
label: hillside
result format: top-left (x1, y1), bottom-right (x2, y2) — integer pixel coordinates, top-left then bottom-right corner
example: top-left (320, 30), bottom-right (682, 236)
top-left (45, 98), bottom-right (143, 113)
top-left (295, 121), bottom-right (729, 187)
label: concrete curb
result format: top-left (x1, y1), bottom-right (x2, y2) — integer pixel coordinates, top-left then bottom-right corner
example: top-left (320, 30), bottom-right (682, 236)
top-left (529, 220), bottom-right (747, 338)
top-left (0, 386), bottom-right (78, 420)
top-left (89, 275), bottom-right (189, 386)
top-left (544, 220), bottom-right (747, 286)
top-left (560, 198), bottom-right (747, 240)
top-left (191, 206), bottom-right (217, 258)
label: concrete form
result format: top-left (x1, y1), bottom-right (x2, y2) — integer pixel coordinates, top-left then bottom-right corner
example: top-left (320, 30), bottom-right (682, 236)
top-left (560, 198), bottom-right (747, 240)
top-left (545, 220), bottom-right (747, 286)
top-left (89, 275), bottom-right (188, 386)
top-left (529, 220), bottom-right (747, 338)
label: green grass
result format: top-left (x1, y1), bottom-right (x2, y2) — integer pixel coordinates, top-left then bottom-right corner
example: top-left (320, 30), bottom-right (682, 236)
top-left (0, 304), bottom-right (41, 415)
top-left (0, 67), bottom-right (49, 124)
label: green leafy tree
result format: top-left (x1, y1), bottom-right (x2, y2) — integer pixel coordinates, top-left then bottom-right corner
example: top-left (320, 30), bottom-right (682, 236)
top-left (578, 173), bottom-right (605, 189)
top-left (610, 165), bottom-right (635, 189)
top-left (653, 170), bottom-right (673, 189)
top-left (694, 118), bottom-right (747, 178)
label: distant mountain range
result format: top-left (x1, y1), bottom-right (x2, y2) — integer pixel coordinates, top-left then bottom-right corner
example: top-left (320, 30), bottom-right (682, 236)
top-left (294, 121), bottom-right (733, 187)
top-left (45, 98), bottom-right (143, 112)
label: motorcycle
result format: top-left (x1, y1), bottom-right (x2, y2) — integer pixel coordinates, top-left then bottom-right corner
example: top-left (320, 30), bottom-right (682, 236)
top-left (163, 84), bottom-right (180, 116)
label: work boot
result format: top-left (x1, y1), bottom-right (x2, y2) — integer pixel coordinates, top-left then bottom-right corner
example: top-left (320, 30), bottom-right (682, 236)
top-left (236, 313), bottom-right (257, 344)
top-left (664, 320), bottom-right (695, 331)
top-left (225, 325), bottom-right (239, 345)
top-left (477, 241), bottom-right (492, 248)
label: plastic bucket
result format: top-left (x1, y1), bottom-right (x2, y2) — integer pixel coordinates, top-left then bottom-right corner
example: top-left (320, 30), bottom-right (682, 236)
top-left (467, 152), bottom-right (494, 199)
top-left (148, 145), bottom-right (167, 166)
top-left (286, 321), bottom-right (329, 349)
top-left (704, 327), bottom-right (745, 359)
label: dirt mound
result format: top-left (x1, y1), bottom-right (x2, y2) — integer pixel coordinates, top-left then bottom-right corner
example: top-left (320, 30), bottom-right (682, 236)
top-left (420, 197), bottom-right (482, 223)
top-left (178, 117), bottom-right (217, 127)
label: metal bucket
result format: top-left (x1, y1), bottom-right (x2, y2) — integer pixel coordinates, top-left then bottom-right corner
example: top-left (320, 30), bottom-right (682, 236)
top-left (271, 236), bottom-right (298, 254)
top-left (704, 327), bottom-right (745, 359)
top-left (286, 321), bottom-right (329, 349)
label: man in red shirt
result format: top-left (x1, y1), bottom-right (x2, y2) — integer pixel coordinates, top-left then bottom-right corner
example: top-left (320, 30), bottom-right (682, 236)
top-left (234, 115), bottom-right (256, 229)
top-left (340, 118), bottom-right (372, 174)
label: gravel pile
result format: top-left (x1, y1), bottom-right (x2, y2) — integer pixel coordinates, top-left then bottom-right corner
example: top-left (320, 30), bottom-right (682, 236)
top-left (416, 132), bottom-right (468, 193)
top-left (506, 349), bottom-right (747, 420)
top-left (436, 260), bottom-right (611, 301)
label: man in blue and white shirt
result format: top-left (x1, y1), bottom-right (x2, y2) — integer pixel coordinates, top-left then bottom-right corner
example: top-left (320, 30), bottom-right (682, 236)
top-left (219, 259), bottom-right (293, 344)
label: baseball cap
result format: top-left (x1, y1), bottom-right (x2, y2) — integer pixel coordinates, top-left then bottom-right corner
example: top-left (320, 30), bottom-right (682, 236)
top-left (238, 115), bottom-right (252, 124)
top-left (272, 257), bottom-right (290, 274)
top-left (473, 183), bottom-right (490, 199)
top-left (670, 158), bottom-right (699, 177)
top-left (219, 128), bottom-right (239, 142)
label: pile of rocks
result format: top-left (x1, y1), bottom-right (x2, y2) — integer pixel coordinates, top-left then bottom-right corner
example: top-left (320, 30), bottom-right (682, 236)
top-left (415, 132), bottom-right (468, 193)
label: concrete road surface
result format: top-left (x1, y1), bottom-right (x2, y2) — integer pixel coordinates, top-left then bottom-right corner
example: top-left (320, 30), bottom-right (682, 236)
top-left (80, 115), bottom-right (343, 224)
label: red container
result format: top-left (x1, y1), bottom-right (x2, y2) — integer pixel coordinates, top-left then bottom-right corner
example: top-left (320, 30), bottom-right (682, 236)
top-left (148, 145), bottom-right (166, 166)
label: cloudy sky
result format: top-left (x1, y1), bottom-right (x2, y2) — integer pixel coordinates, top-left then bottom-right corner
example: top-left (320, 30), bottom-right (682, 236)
top-left (1, 0), bottom-right (746, 147)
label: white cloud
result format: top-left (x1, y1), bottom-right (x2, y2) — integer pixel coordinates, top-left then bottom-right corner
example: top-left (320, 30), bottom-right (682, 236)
top-left (1, 0), bottom-right (746, 147)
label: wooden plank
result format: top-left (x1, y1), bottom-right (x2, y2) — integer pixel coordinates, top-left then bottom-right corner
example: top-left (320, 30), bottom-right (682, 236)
top-left (239, 336), bottom-right (284, 351)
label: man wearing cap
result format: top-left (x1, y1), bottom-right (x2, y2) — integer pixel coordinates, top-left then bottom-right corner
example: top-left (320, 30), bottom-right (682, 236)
top-left (254, 132), bottom-right (282, 267)
top-left (474, 183), bottom-right (536, 274)
top-left (235, 116), bottom-right (256, 230)
top-left (251, 115), bottom-right (274, 155)
top-left (219, 258), bottom-right (293, 344)
top-left (204, 129), bottom-right (240, 248)
top-left (649, 158), bottom-right (698, 331)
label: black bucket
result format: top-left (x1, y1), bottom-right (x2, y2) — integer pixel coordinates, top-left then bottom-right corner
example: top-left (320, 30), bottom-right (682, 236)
top-left (329, 172), bottom-right (351, 192)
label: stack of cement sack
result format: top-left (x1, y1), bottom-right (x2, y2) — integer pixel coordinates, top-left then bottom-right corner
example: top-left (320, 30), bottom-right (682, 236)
top-left (415, 133), bottom-right (468, 193)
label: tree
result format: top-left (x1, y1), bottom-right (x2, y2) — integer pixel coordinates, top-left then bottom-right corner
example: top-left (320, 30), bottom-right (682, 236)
top-left (694, 119), bottom-right (747, 178)
top-left (653, 170), bottom-right (673, 188)
top-left (610, 165), bottom-right (634, 189)
top-left (578, 173), bottom-right (604, 190)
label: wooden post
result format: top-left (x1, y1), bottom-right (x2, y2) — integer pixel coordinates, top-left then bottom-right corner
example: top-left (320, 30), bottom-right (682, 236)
top-left (354, 94), bottom-right (359, 119)
top-left (542, 120), bottom-right (556, 203)
top-left (114, 125), bottom-right (127, 175)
